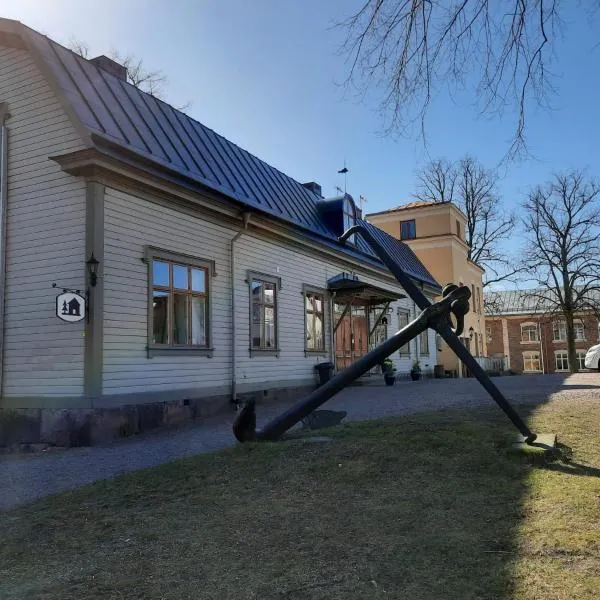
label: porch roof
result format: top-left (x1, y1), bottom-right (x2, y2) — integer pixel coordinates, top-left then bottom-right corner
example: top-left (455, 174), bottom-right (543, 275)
top-left (327, 273), bottom-right (405, 306)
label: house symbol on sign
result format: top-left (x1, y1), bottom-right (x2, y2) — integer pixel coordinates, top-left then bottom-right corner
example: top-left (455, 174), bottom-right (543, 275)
top-left (62, 298), bottom-right (81, 317)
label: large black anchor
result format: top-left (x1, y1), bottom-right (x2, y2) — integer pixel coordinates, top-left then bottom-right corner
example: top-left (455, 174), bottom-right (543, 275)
top-left (233, 224), bottom-right (536, 445)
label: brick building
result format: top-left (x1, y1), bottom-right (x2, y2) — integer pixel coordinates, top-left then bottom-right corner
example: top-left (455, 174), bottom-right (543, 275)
top-left (485, 289), bottom-right (600, 374)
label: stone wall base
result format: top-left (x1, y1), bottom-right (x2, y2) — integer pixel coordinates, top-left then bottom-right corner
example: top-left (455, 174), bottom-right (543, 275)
top-left (0, 384), bottom-right (315, 451)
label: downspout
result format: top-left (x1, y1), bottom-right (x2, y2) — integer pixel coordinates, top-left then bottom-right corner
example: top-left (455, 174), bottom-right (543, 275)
top-left (539, 320), bottom-right (546, 374)
top-left (330, 291), bottom-right (336, 369)
top-left (0, 108), bottom-right (10, 399)
top-left (231, 211), bottom-right (252, 405)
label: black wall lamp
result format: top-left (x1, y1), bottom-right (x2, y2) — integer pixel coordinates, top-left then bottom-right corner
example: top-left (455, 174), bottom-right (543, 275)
top-left (87, 253), bottom-right (99, 287)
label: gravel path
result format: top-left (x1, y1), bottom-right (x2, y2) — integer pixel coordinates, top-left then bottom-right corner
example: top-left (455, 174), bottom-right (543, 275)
top-left (2, 373), bottom-right (598, 511)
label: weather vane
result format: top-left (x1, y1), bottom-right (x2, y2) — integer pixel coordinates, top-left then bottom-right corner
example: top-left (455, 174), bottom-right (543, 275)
top-left (337, 160), bottom-right (349, 194)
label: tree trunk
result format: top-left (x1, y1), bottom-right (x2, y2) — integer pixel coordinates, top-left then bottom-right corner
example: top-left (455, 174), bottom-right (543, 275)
top-left (564, 310), bottom-right (578, 374)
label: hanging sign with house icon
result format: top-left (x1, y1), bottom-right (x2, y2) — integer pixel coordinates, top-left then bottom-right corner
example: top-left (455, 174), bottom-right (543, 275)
top-left (56, 291), bottom-right (85, 323)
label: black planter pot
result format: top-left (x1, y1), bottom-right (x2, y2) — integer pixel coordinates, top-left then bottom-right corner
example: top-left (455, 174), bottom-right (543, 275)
top-left (384, 372), bottom-right (396, 386)
top-left (410, 371), bottom-right (421, 381)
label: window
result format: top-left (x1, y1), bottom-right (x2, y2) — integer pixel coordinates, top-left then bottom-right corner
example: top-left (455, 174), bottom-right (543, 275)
top-left (398, 310), bottom-right (410, 355)
top-left (486, 325), bottom-right (493, 344)
top-left (471, 284), bottom-right (476, 313)
top-left (249, 272), bottom-right (280, 354)
top-left (553, 320), bottom-right (567, 341)
top-left (456, 219), bottom-right (461, 240)
top-left (523, 351), bottom-right (541, 372)
top-left (553, 319), bottom-right (585, 341)
top-left (400, 219), bottom-right (416, 240)
top-left (521, 322), bottom-right (539, 342)
top-left (577, 351), bottom-right (587, 371)
top-left (555, 351), bottom-right (569, 371)
top-left (342, 196), bottom-right (356, 244)
top-left (476, 287), bottom-right (481, 315)
top-left (147, 248), bottom-right (214, 356)
top-left (304, 289), bottom-right (325, 353)
top-left (419, 329), bottom-right (429, 355)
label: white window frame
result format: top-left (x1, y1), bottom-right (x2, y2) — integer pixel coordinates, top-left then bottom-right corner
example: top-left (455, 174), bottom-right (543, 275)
top-left (576, 350), bottom-right (587, 371)
top-left (419, 328), bottom-right (429, 356)
top-left (574, 320), bottom-right (585, 342)
top-left (553, 320), bottom-right (567, 342)
top-left (398, 309), bottom-right (411, 356)
top-left (520, 322), bottom-right (539, 343)
top-left (554, 350), bottom-right (569, 372)
top-left (522, 351), bottom-right (542, 373)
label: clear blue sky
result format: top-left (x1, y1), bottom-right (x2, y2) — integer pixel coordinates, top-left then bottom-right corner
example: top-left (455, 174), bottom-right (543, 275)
top-left (4, 1), bottom-right (600, 233)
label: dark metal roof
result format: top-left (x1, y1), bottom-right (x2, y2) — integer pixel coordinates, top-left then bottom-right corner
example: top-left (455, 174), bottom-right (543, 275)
top-left (6, 18), bottom-right (440, 292)
top-left (484, 288), bottom-right (600, 316)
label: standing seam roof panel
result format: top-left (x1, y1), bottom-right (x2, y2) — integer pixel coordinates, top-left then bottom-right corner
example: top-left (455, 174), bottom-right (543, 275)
top-left (102, 75), bottom-right (169, 161)
top-left (52, 45), bottom-right (130, 143)
top-left (170, 108), bottom-right (223, 186)
top-left (32, 37), bottom-right (107, 133)
top-left (223, 138), bottom-right (279, 213)
top-left (15, 22), bottom-right (440, 291)
top-left (151, 99), bottom-right (209, 179)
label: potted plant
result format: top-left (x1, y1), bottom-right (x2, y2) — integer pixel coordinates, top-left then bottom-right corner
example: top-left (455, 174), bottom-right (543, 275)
top-left (380, 358), bottom-right (394, 373)
top-left (410, 360), bottom-right (422, 381)
top-left (381, 358), bottom-right (396, 386)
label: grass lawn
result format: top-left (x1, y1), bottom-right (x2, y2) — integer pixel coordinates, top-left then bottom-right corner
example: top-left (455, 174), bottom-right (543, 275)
top-left (1, 397), bottom-right (599, 599)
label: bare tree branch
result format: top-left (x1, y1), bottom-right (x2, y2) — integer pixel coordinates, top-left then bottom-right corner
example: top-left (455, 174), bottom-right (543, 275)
top-left (521, 170), bottom-right (600, 372)
top-left (413, 155), bottom-right (523, 286)
top-left (337, 1), bottom-right (584, 160)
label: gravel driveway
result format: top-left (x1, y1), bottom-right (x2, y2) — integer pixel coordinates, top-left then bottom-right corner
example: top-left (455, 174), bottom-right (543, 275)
top-left (2, 373), bottom-right (598, 510)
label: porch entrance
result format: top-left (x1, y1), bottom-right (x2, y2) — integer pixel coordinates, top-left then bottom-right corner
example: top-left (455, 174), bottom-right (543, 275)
top-left (334, 304), bottom-right (369, 370)
top-left (328, 273), bottom-right (405, 372)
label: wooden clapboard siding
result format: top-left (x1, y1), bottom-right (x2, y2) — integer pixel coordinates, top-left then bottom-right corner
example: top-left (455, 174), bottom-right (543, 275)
top-left (0, 47), bottom-right (86, 398)
top-left (103, 187), bottom-right (233, 394)
top-left (103, 186), bottom-right (435, 396)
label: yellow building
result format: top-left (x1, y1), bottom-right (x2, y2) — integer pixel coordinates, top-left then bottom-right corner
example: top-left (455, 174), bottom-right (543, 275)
top-left (366, 201), bottom-right (486, 376)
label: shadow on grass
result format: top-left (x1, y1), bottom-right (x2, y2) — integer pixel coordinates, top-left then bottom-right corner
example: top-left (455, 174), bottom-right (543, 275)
top-left (0, 375), bottom-right (597, 599)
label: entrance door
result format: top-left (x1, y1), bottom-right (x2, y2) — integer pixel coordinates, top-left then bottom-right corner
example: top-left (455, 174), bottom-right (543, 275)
top-left (334, 303), bottom-right (369, 370)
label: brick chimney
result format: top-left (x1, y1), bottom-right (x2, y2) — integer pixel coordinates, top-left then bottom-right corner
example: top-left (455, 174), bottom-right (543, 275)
top-left (90, 55), bottom-right (128, 82)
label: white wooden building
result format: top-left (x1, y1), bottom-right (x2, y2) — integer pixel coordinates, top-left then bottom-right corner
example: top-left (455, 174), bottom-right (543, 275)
top-left (0, 19), bottom-right (441, 445)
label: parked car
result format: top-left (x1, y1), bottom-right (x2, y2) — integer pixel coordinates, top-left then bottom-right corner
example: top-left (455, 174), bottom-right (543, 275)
top-left (584, 344), bottom-right (600, 371)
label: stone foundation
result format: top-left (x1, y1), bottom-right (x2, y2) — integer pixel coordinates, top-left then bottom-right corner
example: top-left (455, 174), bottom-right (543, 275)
top-left (0, 384), bottom-right (316, 451)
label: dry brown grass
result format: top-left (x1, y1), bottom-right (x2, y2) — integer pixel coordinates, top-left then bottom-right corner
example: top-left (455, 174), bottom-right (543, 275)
top-left (1, 396), bottom-right (599, 599)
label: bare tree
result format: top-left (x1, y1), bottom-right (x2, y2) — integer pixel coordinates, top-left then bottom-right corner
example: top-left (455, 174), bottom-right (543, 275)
top-left (414, 156), bottom-right (518, 286)
top-left (414, 158), bottom-right (455, 203)
top-left (109, 50), bottom-right (167, 98)
top-left (68, 38), bottom-right (166, 98)
top-left (337, 1), bottom-right (592, 159)
top-left (522, 171), bottom-right (600, 373)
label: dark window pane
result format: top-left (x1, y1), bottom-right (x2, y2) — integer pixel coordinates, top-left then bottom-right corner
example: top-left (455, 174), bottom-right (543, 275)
top-left (191, 268), bottom-right (206, 293)
top-left (191, 296), bottom-right (206, 345)
top-left (173, 294), bottom-right (188, 344)
top-left (251, 280), bottom-right (263, 302)
top-left (173, 264), bottom-right (188, 290)
top-left (153, 261), bottom-right (169, 287)
top-left (152, 291), bottom-right (169, 344)
top-left (401, 220), bottom-right (416, 240)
